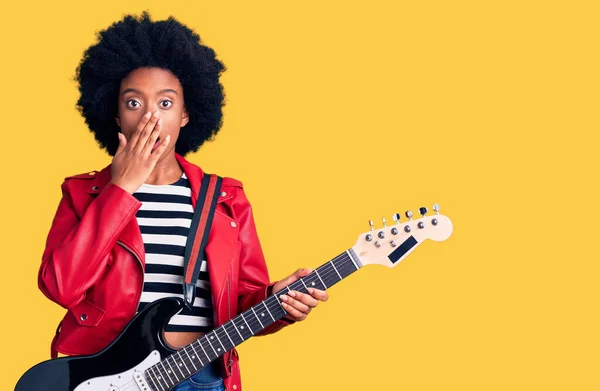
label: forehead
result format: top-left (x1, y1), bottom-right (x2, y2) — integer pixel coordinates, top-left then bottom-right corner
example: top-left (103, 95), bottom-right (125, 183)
top-left (119, 67), bottom-right (183, 94)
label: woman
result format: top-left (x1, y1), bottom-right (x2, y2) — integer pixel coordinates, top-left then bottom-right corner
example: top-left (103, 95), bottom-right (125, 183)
top-left (38, 11), bottom-right (327, 391)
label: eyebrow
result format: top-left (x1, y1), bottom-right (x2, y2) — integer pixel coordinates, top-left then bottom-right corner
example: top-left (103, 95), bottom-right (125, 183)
top-left (121, 88), bottom-right (179, 96)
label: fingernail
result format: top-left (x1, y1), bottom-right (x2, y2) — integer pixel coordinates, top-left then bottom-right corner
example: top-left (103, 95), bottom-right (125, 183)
top-left (280, 295), bottom-right (287, 302)
top-left (153, 111), bottom-right (159, 118)
top-left (145, 112), bottom-right (151, 118)
top-left (157, 118), bottom-right (163, 125)
top-left (308, 288), bottom-right (314, 294)
top-left (289, 291), bottom-right (296, 297)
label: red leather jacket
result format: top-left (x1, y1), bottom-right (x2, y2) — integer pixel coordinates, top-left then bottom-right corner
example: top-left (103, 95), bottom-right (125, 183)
top-left (38, 153), bottom-right (291, 391)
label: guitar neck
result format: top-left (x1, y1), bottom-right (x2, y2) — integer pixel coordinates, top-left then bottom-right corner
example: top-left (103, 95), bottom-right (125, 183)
top-left (144, 249), bottom-right (362, 390)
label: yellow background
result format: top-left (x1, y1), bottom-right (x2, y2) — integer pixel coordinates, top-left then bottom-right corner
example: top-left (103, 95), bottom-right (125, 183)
top-left (1, 1), bottom-right (598, 390)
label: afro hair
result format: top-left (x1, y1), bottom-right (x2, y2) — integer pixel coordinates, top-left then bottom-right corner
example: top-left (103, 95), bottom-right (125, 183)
top-left (74, 11), bottom-right (227, 156)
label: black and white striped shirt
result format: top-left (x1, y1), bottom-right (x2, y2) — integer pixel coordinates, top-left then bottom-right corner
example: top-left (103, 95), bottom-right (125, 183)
top-left (133, 173), bottom-right (214, 332)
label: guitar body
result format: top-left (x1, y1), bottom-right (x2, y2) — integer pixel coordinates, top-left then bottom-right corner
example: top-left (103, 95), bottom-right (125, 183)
top-left (15, 298), bottom-right (182, 391)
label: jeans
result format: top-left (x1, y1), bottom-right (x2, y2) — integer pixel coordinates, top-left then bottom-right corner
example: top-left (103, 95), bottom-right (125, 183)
top-left (171, 361), bottom-right (225, 391)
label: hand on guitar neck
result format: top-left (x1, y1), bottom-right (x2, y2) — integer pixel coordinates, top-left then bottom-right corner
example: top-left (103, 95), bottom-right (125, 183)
top-left (272, 268), bottom-right (329, 322)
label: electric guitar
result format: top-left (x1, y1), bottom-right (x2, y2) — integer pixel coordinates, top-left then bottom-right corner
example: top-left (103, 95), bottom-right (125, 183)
top-left (15, 206), bottom-right (453, 391)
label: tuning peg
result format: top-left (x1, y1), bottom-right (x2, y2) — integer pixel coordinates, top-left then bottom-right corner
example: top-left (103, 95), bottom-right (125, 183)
top-left (433, 204), bottom-right (440, 214)
top-left (369, 220), bottom-right (374, 231)
top-left (382, 217), bottom-right (387, 227)
top-left (419, 207), bottom-right (428, 217)
top-left (392, 213), bottom-right (401, 224)
top-left (405, 210), bottom-right (413, 221)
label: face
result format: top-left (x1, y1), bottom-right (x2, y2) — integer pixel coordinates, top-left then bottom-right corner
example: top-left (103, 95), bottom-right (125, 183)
top-left (115, 67), bottom-right (189, 160)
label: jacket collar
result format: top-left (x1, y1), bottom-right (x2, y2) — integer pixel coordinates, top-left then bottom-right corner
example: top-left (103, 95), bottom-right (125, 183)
top-left (86, 153), bottom-right (204, 208)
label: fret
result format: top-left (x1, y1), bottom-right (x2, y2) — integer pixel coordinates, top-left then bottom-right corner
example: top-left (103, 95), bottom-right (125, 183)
top-left (153, 363), bottom-right (169, 390)
top-left (262, 301), bottom-right (275, 322)
top-left (215, 328), bottom-right (232, 352)
top-left (171, 353), bottom-right (186, 378)
top-left (214, 330), bottom-right (227, 353)
top-left (330, 260), bottom-right (343, 280)
top-left (286, 280), bottom-right (303, 294)
top-left (146, 367), bottom-right (162, 391)
top-left (190, 342), bottom-right (204, 365)
top-left (301, 272), bottom-right (326, 291)
top-left (178, 352), bottom-right (191, 377)
top-left (225, 321), bottom-right (244, 345)
top-left (205, 333), bottom-right (219, 356)
top-left (346, 249), bottom-right (361, 270)
top-left (317, 262), bottom-right (337, 288)
top-left (333, 254), bottom-right (357, 278)
top-left (222, 324), bottom-right (236, 347)
top-left (299, 278), bottom-right (309, 291)
top-left (197, 339), bottom-right (212, 362)
top-left (266, 296), bottom-right (287, 319)
top-left (231, 317), bottom-right (245, 341)
top-left (183, 347), bottom-right (197, 371)
top-left (234, 315), bottom-right (253, 339)
top-left (156, 366), bottom-right (169, 391)
top-left (160, 361), bottom-right (175, 385)
top-left (251, 307), bottom-right (265, 328)
top-left (314, 269), bottom-right (328, 289)
top-left (240, 312), bottom-right (254, 335)
top-left (271, 292), bottom-right (283, 308)
top-left (270, 294), bottom-right (290, 320)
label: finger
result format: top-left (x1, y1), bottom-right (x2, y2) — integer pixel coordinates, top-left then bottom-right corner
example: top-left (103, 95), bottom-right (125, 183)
top-left (142, 118), bottom-right (163, 155)
top-left (280, 293), bottom-right (310, 314)
top-left (136, 111), bottom-right (160, 152)
top-left (307, 288), bottom-right (329, 302)
top-left (129, 111), bottom-right (152, 149)
top-left (115, 132), bottom-right (127, 156)
top-left (280, 301), bottom-right (307, 321)
top-left (149, 134), bottom-right (171, 162)
top-left (289, 290), bottom-right (319, 308)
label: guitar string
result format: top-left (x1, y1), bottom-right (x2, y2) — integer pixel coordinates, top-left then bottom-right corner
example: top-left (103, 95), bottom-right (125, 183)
top-left (116, 253), bottom-right (360, 391)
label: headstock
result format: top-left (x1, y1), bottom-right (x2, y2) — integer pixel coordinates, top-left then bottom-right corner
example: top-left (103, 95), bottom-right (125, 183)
top-left (352, 204), bottom-right (453, 267)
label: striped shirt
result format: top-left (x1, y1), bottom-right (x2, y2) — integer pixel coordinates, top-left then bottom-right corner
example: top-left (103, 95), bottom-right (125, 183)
top-left (132, 172), bottom-right (214, 332)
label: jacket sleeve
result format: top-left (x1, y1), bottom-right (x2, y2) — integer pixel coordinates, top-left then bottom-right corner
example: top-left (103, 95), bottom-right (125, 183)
top-left (231, 186), bottom-right (295, 335)
top-left (38, 180), bottom-right (142, 310)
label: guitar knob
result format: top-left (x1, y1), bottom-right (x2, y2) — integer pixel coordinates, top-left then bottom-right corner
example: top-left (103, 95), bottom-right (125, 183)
top-left (419, 207), bottom-right (428, 217)
top-left (433, 204), bottom-right (440, 214)
top-left (369, 220), bottom-right (375, 231)
top-left (392, 213), bottom-right (401, 224)
top-left (405, 210), bottom-right (413, 221)
top-left (382, 217), bottom-right (387, 227)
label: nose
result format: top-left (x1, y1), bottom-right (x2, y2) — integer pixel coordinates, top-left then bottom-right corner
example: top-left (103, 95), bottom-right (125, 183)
top-left (146, 109), bottom-right (162, 120)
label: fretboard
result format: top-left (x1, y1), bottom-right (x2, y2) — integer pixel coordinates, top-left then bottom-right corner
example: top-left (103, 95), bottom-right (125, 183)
top-left (143, 249), bottom-right (362, 391)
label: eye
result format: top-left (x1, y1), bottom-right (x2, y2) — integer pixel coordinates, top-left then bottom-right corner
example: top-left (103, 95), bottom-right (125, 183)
top-left (126, 100), bottom-right (140, 108)
top-left (160, 100), bottom-right (173, 109)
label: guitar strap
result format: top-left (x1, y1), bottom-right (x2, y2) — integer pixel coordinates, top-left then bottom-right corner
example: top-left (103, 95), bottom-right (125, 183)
top-left (183, 173), bottom-right (222, 310)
